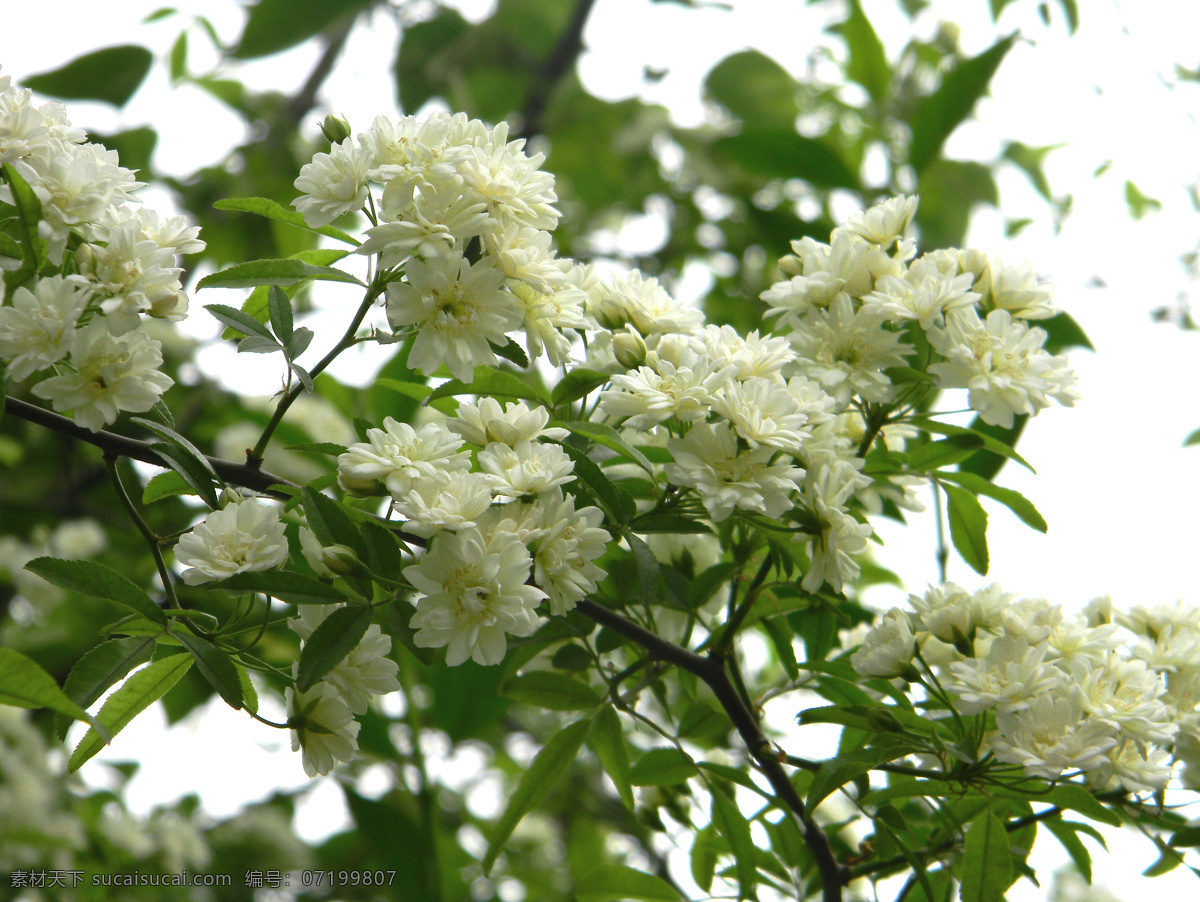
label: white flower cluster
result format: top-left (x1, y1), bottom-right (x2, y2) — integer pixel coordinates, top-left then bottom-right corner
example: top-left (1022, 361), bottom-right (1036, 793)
top-left (0, 70), bottom-right (205, 430)
top-left (333, 400), bottom-right (611, 666)
top-left (286, 605), bottom-right (401, 777)
top-left (174, 497), bottom-right (289, 585)
top-left (761, 196), bottom-right (1078, 428)
top-left (292, 112), bottom-right (586, 380)
top-left (851, 584), bottom-right (1200, 792)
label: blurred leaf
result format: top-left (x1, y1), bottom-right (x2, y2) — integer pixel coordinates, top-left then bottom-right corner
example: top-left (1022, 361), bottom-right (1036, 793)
top-left (1002, 141), bottom-right (1063, 200)
top-left (938, 472), bottom-right (1047, 532)
top-left (0, 647), bottom-right (98, 727)
top-left (394, 6), bottom-right (470, 113)
top-left (915, 159), bottom-right (997, 249)
top-left (198, 258), bottom-right (363, 289)
top-left (212, 197), bottom-right (360, 245)
top-left (705, 49), bottom-right (797, 123)
top-left (69, 653), bottom-right (193, 772)
top-left (501, 671), bottom-right (602, 711)
top-left (1124, 180), bottom-right (1162, 220)
top-left (709, 785), bottom-right (756, 900)
top-left (90, 127), bottom-right (158, 175)
top-left (169, 30), bottom-right (188, 83)
top-left (483, 716), bottom-right (592, 873)
top-left (714, 129), bottom-right (860, 190)
top-left (959, 810), bottom-right (1012, 902)
top-left (25, 45), bottom-right (153, 107)
top-left (1039, 311), bottom-right (1093, 353)
top-left (1044, 818), bottom-right (1095, 884)
top-left (629, 747), bottom-right (697, 786)
top-left (907, 435), bottom-right (985, 471)
top-left (233, 0), bottom-right (373, 59)
top-left (944, 484), bottom-right (989, 575)
top-left (576, 864), bottom-right (682, 902)
top-left (909, 34), bottom-right (1016, 173)
top-left (836, 0), bottom-right (891, 104)
top-left (296, 604), bottom-right (373, 692)
top-left (25, 557), bottom-right (167, 625)
top-left (217, 570), bottom-right (350, 605)
top-left (589, 706), bottom-right (634, 810)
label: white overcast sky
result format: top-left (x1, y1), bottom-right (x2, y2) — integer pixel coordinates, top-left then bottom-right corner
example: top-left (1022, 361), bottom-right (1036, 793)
top-left (6, 0), bottom-right (1200, 897)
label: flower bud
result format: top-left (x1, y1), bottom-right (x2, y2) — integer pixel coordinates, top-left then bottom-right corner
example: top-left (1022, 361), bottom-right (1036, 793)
top-left (612, 329), bottom-right (647, 369)
top-left (319, 544), bottom-right (367, 577)
top-left (319, 114), bottom-right (353, 146)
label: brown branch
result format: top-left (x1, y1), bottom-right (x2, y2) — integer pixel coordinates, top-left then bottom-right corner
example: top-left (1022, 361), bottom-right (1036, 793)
top-left (517, 0), bottom-right (599, 139)
top-left (576, 598), bottom-right (847, 901)
top-left (4, 395), bottom-right (298, 499)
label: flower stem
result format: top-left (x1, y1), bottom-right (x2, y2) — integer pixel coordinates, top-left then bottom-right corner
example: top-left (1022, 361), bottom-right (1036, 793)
top-left (104, 456), bottom-right (180, 610)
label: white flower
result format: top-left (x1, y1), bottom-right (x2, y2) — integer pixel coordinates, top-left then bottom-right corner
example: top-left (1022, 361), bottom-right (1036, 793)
top-left (403, 526), bottom-right (545, 666)
top-left (927, 308), bottom-right (1079, 428)
top-left (1068, 655), bottom-right (1177, 748)
top-left (796, 460), bottom-right (873, 593)
top-left (587, 269), bottom-right (703, 336)
top-left (785, 294), bottom-right (911, 408)
top-left (292, 137), bottom-right (370, 227)
top-left (457, 121), bottom-right (560, 235)
top-left (336, 417), bottom-right (469, 499)
top-left (851, 608), bottom-right (917, 679)
top-left (837, 195), bottom-right (918, 248)
top-left (664, 422), bottom-right (805, 522)
top-left (448, 397), bottom-right (567, 446)
top-left (174, 498), bottom-right (289, 586)
top-left (1090, 742), bottom-right (1173, 793)
top-left (288, 680), bottom-right (361, 777)
top-left (709, 376), bottom-right (815, 453)
top-left (386, 253), bottom-right (522, 382)
top-left (0, 275), bottom-right (90, 380)
top-left (967, 253), bottom-right (1057, 320)
top-left (356, 183), bottom-right (489, 267)
top-left (946, 636), bottom-right (1064, 715)
top-left (690, 325), bottom-right (796, 381)
top-left (30, 318), bottom-right (173, 431)
top-left (477, 439), bottom-right (575, 500)
top-left (907, 582), bottom-right (1016, 648)
top-left (599, 341), bottom-right (735, 429)
top-left (394, 471), bottom-right (495, 538)
top-left (861, 259), bottom-right (979, 330)
top-left (990, 690), bottom-right (1117, 779)
top-left (527, 488), bottom-right (611, 614)
top-left (288, 606), bottom-right (401, 715)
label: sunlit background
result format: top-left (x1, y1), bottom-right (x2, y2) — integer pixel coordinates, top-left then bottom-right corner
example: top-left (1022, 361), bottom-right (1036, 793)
top-left (6, 0), bottom-right (1200, 898)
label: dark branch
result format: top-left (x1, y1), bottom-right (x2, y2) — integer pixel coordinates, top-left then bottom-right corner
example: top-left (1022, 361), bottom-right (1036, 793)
top-left (518, 0), bottom-right (599, 139)
top-left (4, 395), bottom-right (298, 499)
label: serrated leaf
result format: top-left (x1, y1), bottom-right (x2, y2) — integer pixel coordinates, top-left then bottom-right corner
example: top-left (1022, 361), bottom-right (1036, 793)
top-left (589, 706), bottom-right (634, 810)
top-left (555, 442), bottom-right (636, 525)
top-left (55, 637), bottom-right (156, 740)
top-left (25, 45), bottom-right (153, 108)
top-left (909, 34), bottom-right (1016, 173)
top-left (25, 557), bottom-right (167, 625)
top-left (556, 420), bottom-right (655, 476)
top-left (484, 717), bottom-right (592, 873)
top-left (197, 258), bottom-right (363, 290)
top-left (944, 484), bottom-right (989, 575)
top-left (1042, 783), bottom-right (1121, 828)
top-left (236, 663), bottom-right (259, 714)
top-left (216, 570), bottom-right (349, 604)
top-left (286, 326), bottom-right (314, 360)
top-left (501, 671), bottom-right (602, 711)
top-left (295, 605), bottom-right (373, 692)
top-left (912, 418), bottom-right (1034, 472)
top-left (69, 653), bottom-right (193, 772)
top-left (174, 631), bottom-right (243, 709)
top-left (576, 864), bottom-right (681, 902)
top-left (629, 747), bottom-right (697, 786)
top-left (205, 302), bottom-right (278, 341)
top-left (710, 786), bottom-right (757, 900)
top-left (239, 335), bottom-right (284, 354)
top-left (627, 532), bottom-right (664, 607)
top-left (425, 366), bottom-right (550, 406)
top-left (0, 648), bottom-right (98, 729)
top-left (360, 519), bottom-right (402, 578)
top-left (959, 810), bottom-right (1011, 902)
top-left (142, 469), bottom-right (193, 503)
top-left (132, 418), bottom-right (222, 485)
top-left (212, 196), bottom-right (359, 245)
top-left (490, 336), bottom-right (530, 368)
top-left (938, 471), bottom-right (1047, 532)
top-left (907, 435), bottom-right (984, 471)
top-left (551, 369), bottom-right (610, 406)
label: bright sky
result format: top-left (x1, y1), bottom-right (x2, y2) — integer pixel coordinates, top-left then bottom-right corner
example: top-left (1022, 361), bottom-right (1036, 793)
top-left (6, 0), bottom-right (1200, 898)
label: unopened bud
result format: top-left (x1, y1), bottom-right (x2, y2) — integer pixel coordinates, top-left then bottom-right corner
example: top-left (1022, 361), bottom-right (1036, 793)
top-left (319, 113), bottom-right (352, 146)
top-left (612, 330), bottom-right (647, 369)
top-left (320, 544), bottom-right (366, 577)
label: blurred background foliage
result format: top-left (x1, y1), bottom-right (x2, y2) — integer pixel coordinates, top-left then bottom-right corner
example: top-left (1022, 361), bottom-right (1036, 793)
top-left (1, 0), bottom-right (1095, 899)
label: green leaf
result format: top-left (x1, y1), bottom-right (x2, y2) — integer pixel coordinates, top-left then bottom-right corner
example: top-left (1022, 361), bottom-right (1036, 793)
top-left (205, 301), bottom-right (277, 340)
top-left (142, 469), bottom-right (192, 504)
top-left (300, 489), bottom-right (372, 601)
top-left (236, 662), bottom-right (259, 715)
top-left (394, 6), bottom-right (470, 112)
top-left (557, 442), bottom-right (637, 525)
top-left (490, 336), bottom-right (530, 369)
top-left (807, 745), bottom-right (905, 810)
top-left (944, 484), bottom-right (989, 575)
top-left (68, 653), bottom-right (193, 772)
top-left (938, 471), bottom-right (1047, 533)
top-left (267, 284), bottom-right (294, 344)
top-left (233, 0), bottom-right (373, 59)
top-left (212, 570), bottom-right (349, 604)
top-left (360, 519), bottom-right (402, 580)
top-left (959, 810), bottom-right (1012, 902)
top-left (1044, 818), bottom-right (1094, 884)
top-left (709, 786), bottom-right (757, 901)
top-left (295, 605), bottom-right (373, 692)
top-left (55, 637), bottom-right (156, 740)
top-left (168, 30), bottom-right (188, 82)
top-left (705, 49), bottom-right (797, 124)
top-left (149, 441), bottom-right (220, 510)
top-left (24, 45), bottom-right (153, 108)
top-left (589, 706), bottom-right (634, 810)
top-left (212, 196), bottom-right (359, 245)
top-left (910, 417), bottom-right (1033, 472)
top-left (551, 369), bottom-right (610, 406)
top-left (132, 419), bottom-right (224, 497)
top-left (2, 162), bottom-right (45, 274)
top-left (629, 747), bottom-right (697, 786)
top-left (909, 34), bottom-right (1016, 173)
top-left (501, 671), bottom-right (602, 711)
top-left (0, 648), bottom-right (97, 728)
top-left (557, 420), bottom-right (656, 476)
top-left (627, 532), bottom-right (664, 607)
top-left (197, 258), bottom-right (363, 290)
top-left (691, 825), bottom-right (720, 893)
top-left (1042, 783), bottom-right (1121, 828)
top-left (713, 129), bottom-right (860, 190)
top-left (174, 631), bottom-right (243, 709)
top-left (425, 366), bottom-right (551, 406)
top-left (24, 557), bottom-right (167, 626)
top-left (837, 0), bottom-right (891, 105)
top-left (286, 327), bottom-right (314, 361)
top-left (907, 434), bottom-right (985, 471)
top-left (576, 864), bottom-right (681, 902)
top-left (484, 717), bottom-right (592, 873)
top-left (1124, 180), bottom-right (1162, 220)
top-left (239, 335), bottom-right (283, 354)
top-left (1039, 311), bottom-right (1093, 354)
